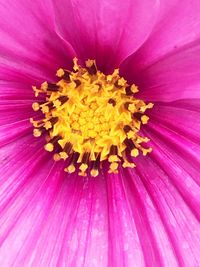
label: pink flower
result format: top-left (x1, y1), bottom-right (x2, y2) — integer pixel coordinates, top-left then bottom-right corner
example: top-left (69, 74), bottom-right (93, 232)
top-left (0, 0), bottom-right (200, 266)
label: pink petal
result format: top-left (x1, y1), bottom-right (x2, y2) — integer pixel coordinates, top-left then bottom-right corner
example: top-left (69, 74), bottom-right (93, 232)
top-left (0, 82), bottom-right (34, 101)
top-left (105, 173), bottom-right (145, 266)
top-left (149, 100), bottom-right (200, 145)
top-left (0, 1), bottom-right (199, 265)
top-left (0, 101), bottom-right (34, 125)
top-left (121, 40), bottom-right (200, 102)
top-left (0, 133), bottom-right (200, 266)
top-left (0, 137), bottom-right (109, 266)
top-left (0, 0), bottom-right (75, 83)
top-left (121, 0), bottom-right (200, 74)
top-left (0, 121), bottom-right (32, 147)
top-left (0, 99), bottom-right (34, 147)
top-left (130, 154), bottom-right (200, 266)
top-left (53, 0), bottom-right (159, 72)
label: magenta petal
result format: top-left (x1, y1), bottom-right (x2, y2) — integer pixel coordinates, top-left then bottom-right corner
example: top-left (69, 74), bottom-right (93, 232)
top-left (0, 101), bottom-right (34, 125)
top-left (0, 137), bottom-right (145, 266)
top-left (0, 85), bottom-right (34, 151)
top-left (149, 100), bottom-right (200, 145)
top-left (122, 41), bottom-right (200, 102)
top-left (0, 0), bottom-right (75, 83)
top-left (0, 121), bottom-right (32, 148)
top-left (105, 173), bottom-right (146, 266)
top-left (121, 0), bottom-right (200, 73)
top-left (0, 1), bottom-right (200, 265)
top-left (131, 155), bottom-right (200, 266)
top-left (142, 122), bottom-right (200, 219)
top-left (53, 0), bottom-right (159, 72)
top-left (0, 134), bottom-right (200, 266)
top-left (0, 139), bottom-right (109, 266)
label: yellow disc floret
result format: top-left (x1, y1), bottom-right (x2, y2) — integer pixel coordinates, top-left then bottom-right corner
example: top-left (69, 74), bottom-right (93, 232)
top-left (31, 58), bottom-right (153, 176)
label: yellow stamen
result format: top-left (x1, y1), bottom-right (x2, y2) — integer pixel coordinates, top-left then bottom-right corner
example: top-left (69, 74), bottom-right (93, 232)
top-left (31, 58), bottom-right (153, 176)
top-left (65, 165), bottom-right (75, 173)
top-left (59, 152), bottom-right (68, 160)
top-left (131, 84), bottom-right (139, 93)
top-left (41, 81), bottom-right (48, 91)
top-left (53, 154), bottom-right (61, 161)
top-left (131, 148), bottom-right (139, 157)
top-left (90, 169), bottom-right (99, 177)
top-left (33, 128), bottom-right (42, 137)
top-left (109, 162), bottom-right (119, 174)
top-left (79, 163), bottom-right (88, 172)
top-left (56, 68), bottom-right (65, 77)
top-left (141, 115), bottom-right (149, 124)
top-left (45, 143), bottom-right (54, 152)
top-left (108, 155), bottom-right (120, 162)
top-left (122, 161), bottom-right (136, 168)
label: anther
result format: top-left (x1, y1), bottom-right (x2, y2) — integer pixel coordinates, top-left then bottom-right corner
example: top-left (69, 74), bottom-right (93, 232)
top-left (41, 82), bottom-right (59, 92)
top-left (108, 99), bottom-right (116, 106)
top-left (124, 138), bottom-right (134, 150)
top-left (74, 79), bottom-right (81, 88)
top-left (90, 155), bottom-right (100, 177)
top-left (133, 112), bottom-right (143, 121)
top-left (42, 102), bottom-right (54, 113)
top-left (65, 152), bottom-right (80, 173)
top-left (124, 138), bottom-right (139, 157)
top-left (125, 86), bottom-right (133, 96)
top-left (114, 81), bottom-right (123, 89)
top-left (31, 119), bottom-right (45, 128)
top-left (45, 135), bottom-right (61, 152)
top-left (33, 128), bottom-right (45, 137)
top-left (108, 162), bottom-right (119, 173)
top-left (124, 102), bottom-right (132, 110)
top-left (108, 145), bottom-right (120, 162)
top-left (59, 142), bottom-right (72, 160)
top-left (47, 82), bottom-right (59, 91)
top-left (141, 115), bottom-right (149, 124)
top-left (53, 153), bottom-right (61, 161)
top-left (123, 125), bottom-right (132, 133)
top-left (56, 68), bottom-right (71, 81)
top-left (90, 169), bottom-right (99, 177)
top-left (81, 152), bottom-right (90, 164)
top-left (142, 147), bottom-right (152, 156)
top-left (64, 142), bottom-right (73, 154)
top-left (86, 60), bottom-right (97, 75)
top-left (126, 84), bottom-right (139, 94)
top-left (123, 125), bottom-right (135, 139)
top-left (57, 96), bottom-right (69, 106)
top-left (32, 102), bottom-right (40, 111)
top-left (122, 160), bottom-right (136, 168)
top-left (131, 148), bottom-right (139, 157)
top-left (50, 117), bottom-right (59, 125)
top-left (44, 117), bottom-right (59, 130)
top-left (79, 164), bottom-right (88, 176)
top-left (78, 152), bottom-right (90, 176)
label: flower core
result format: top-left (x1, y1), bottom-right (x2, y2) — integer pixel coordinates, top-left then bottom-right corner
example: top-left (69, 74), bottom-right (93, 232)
top-left (31, 58), bottom-right (153, 176)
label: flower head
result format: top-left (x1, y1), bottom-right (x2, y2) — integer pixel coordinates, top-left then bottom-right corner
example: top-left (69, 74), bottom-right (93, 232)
top-left (0, 0), bottom-right (200, 266)
top-left (31, 58), bottom-right (153, 176)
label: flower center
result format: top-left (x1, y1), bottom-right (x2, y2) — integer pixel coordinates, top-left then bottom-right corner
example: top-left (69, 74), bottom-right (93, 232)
top-left (31, 58), bottom-right (153, 177)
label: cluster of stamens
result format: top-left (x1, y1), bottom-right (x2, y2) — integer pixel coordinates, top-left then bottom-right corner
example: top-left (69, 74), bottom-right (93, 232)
top-left (31, 58), bottom-right (153, 177)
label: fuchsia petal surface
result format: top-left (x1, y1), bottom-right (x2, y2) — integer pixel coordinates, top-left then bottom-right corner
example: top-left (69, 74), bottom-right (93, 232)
top-left (149, 100), bottom-right (200, 146)
top-left (121, 40), bottom-right (200, 102)
top-left (0, 130), bottom-right (200, 266)
top-left (0, 0), bottom-right (75, 84)
top-left (121, 0), bottom-right (200, 74)
top-left (0, 0), bottom-right (200, 266)
top-left (53, 0), bottom-right (159, 72)
top-left (0, 138), bottom-right (108, 266)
